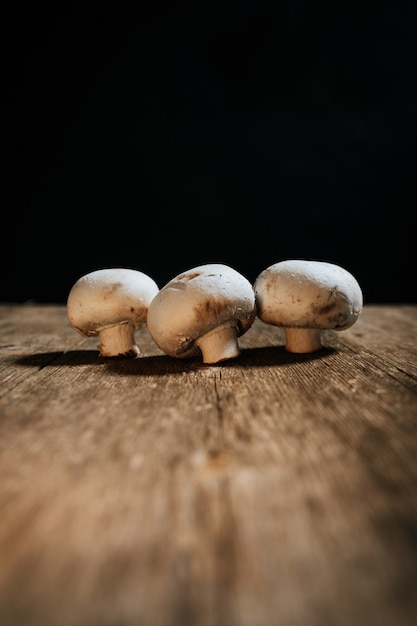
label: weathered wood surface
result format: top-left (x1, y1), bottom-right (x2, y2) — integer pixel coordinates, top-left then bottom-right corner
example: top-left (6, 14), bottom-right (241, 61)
top-left (0, 303), bottom-right (416, 626)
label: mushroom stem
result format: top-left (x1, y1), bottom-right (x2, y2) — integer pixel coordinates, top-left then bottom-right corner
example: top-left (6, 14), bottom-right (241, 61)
top-left (285, 328), bottom-right (322, 353)
top-left (196, 323), bottom-right (240, 364)
top-left (97, 323), bottom-right (140, 358)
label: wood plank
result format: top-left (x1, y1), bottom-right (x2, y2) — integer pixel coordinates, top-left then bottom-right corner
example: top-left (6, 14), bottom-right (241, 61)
top-left (0, 304), bottom-right (416, 626)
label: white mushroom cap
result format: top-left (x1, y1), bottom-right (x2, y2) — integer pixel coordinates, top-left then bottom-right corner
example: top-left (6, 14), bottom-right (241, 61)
top-left (146, 263), bottom-right (256, 364)
top-left (67, 268), bottom-right (159, 357)
top-left (253, 259), bottom-right (363, 353)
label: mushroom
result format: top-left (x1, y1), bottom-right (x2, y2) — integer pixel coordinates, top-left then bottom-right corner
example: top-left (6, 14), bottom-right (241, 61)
top-left (67, 268), bottom-right (159, 357)
top-left (146, 263), bottom-right (256, 364)
top-left (253, 259), bottom-right (363, 353)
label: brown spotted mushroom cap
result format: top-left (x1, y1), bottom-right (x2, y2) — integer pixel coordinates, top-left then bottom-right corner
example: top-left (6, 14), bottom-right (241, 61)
top-left (67, 268), bottom-right (159, 357)
top-left (146, 263), bottom-right (256, 363)
top-left (253, 259), bottom-right (363, 352)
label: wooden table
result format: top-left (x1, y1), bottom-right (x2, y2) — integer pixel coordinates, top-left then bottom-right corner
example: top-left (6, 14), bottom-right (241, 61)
top-left (1, 303), bottom-right (416, 626)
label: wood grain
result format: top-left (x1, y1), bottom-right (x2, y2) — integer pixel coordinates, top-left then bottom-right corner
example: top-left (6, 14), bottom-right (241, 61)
top-left (0, 304), bottom-right (416, 626)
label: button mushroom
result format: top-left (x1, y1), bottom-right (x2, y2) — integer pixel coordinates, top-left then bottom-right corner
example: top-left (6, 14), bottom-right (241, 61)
top-left (146, 263), bottom-right (256, 364)
top-left (253, 259), bottom-right (363, 353)
top-left (67, 268), bottom-right (159, 357)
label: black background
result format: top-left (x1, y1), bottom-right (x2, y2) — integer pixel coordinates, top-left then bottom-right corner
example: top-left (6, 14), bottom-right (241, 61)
top-left (3, 2), bottom-right (416, 304)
